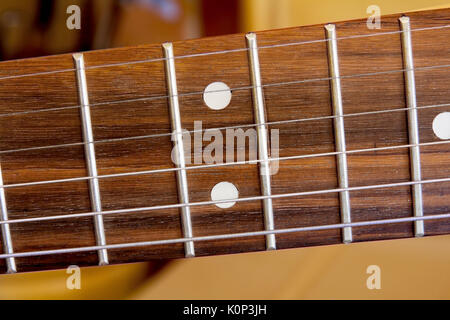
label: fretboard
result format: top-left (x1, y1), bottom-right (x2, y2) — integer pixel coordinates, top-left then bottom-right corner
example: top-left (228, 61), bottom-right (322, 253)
top-left (0, 8), bottom-right (449, 274)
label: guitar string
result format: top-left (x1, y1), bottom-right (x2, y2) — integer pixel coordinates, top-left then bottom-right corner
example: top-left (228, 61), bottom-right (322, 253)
top-left (0, 23), bottom-right (448, 82)
top-left (87, 24), bottom-right (450, 70)
top-left (0, 182), bottom-right (449, 260)
top-left (1, 138), bottom-right (449, 190)
top-left (0, 63), bottom-right (448, 155)
top-left (0, 169), bottom-right (449, 226)
top-left (1, 98), bottom-right (449, 157)
top-left (2, 211), bottom-right (450, 259)
top-left (1, 62), bottom-right (448, 120)
top-left (0, 101), bottom-right (448, 156)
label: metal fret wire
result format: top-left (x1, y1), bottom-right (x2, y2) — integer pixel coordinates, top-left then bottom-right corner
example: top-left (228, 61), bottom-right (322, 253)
top-left (0, 23), bottom-right (448, 261)
top-left (1, 175), bottom-right (449, 227)
top-left (399, 16), bottom-right (425, 237)
top-left (1, 208), bottom-right (450, 260)
top-left (73, 53), bottom-right (109, 265)
top-left (246, 32), bottom-right (277, 250)
top-left (325, 23), bottom-right (353, 243)
top-left (0, 24), bottom-right (448, 82)
top-left (162, 42), bottom-right (195, 257)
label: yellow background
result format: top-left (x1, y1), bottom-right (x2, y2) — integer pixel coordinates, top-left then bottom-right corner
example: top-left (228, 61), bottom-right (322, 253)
top-left (0, 0), bottom-right (449, 299)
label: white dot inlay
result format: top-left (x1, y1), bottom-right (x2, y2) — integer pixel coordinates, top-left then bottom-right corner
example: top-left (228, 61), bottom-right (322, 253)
top-left (203, 82), bottom-right (232, 110)
top-left (211, 181), bottom-right (239, 209)
top-left (432, 112), bottom-right (450, 140)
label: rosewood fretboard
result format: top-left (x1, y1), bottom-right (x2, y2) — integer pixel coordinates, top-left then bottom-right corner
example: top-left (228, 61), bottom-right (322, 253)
top-left (0, 8), bottom-right (449, 274)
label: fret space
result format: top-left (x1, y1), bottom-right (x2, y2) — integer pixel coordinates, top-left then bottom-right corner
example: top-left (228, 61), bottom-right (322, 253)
top-left (337, 18), bottom-right (418, 240)
top-left (0, 68), bottom-right (78, 115)
top-left (179, 89), bottom-right (254, 131)
top-left (83, 52), bottom-right (166, 105)
top-left (92, 98), bottom-right (187, 262)
top-left (175, 46), bottom-right (254, 132)
top-left (103, 207), bottom-right (185, 263)
top-left (93, 141), bottom-right (188, 262)
top-left (91, 99), bottom-right (171, 140)
top-left (0, 110), bottom-right (87, 187)
top-left (415, 45), bottom-right (450, 236)
top-left (5, 181), bottom-right (98, 272)
top-left (271, 156), bottom-right (342, 249)
top-left (173, 36), bottom-right (270, 255)
top-left (350, 186), bottom-right (415, 241)
top-left (0, 107), bottom-right (84, 155)
top-left (100, 172), bottom-right (185, 262)
top-left (187, 164), bottom-right (266, 256)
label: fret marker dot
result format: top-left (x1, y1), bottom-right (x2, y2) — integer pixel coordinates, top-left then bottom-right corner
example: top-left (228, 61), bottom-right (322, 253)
top-left (211, 182), bottom-right (238, 209)
top-left (432, 112), bottom-right (450, 140)
top-left (203, 82), bottom-right (232, 110)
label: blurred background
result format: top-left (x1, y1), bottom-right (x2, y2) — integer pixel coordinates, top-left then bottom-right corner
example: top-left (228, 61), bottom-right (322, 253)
top-left (1, 0), bottom-right (449, 60)
top-left (0, 0), bottom-right (449, 299)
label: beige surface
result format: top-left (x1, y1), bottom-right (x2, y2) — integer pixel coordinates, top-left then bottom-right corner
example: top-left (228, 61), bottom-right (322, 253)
top-left (2, 235), bottom-right (449, 299)
top-left (0, 263), bottom-right (149, 300)
top-left (129, 235), bottom-right (450, 299)
top-left (241, 0), bottom-right (450, 31)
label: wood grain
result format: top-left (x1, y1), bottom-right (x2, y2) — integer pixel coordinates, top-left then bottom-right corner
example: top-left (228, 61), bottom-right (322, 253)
top-left (0, 8), bottom-right (448, 273)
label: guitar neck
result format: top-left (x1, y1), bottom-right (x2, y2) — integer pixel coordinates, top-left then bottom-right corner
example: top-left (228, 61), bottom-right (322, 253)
top-left (0, 8), bottom-right (449, 274)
